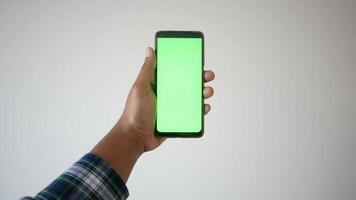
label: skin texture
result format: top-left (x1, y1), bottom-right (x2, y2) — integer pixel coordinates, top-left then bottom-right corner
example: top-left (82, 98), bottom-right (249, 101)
top-left (91, 47), bottom-right (215, 182)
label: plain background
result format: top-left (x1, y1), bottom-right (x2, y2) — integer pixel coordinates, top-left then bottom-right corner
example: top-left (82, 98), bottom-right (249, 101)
top-left (1, 1), bottom-right (356, 199)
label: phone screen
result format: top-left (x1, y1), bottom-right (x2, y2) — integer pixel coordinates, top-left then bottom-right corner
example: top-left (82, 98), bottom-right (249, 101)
top-left (155, 31), bottom-right (204, 137)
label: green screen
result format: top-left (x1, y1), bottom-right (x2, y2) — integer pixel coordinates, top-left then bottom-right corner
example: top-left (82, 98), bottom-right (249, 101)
top-left (156, 37), bottom-right (203, 133)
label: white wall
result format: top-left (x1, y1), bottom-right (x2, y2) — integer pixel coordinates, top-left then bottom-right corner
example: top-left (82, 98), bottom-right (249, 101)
top-left (1, 1), bottom-right (356, 199)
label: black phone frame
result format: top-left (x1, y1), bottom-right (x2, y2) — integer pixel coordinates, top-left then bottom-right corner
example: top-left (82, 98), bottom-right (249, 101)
top-left (154, 30), bottom-right (205, 138)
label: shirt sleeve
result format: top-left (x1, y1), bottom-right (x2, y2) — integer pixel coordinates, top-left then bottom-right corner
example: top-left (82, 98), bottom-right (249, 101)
top-left (21, 153), bottom-right (129, 200)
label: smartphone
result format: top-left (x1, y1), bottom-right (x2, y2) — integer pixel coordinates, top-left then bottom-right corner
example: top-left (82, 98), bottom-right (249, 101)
top-left (154, 31), bottom-right (204, 137)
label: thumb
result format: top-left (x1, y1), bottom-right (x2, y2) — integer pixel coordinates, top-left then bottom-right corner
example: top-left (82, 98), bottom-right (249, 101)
top-left (136, 47), bottom-right (156, 85)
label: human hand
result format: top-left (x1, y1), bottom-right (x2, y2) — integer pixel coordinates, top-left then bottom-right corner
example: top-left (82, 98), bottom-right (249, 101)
top-left (91, 47), bottom-right (215, 181)
top-left (116, 47), bottom-right (215, 152)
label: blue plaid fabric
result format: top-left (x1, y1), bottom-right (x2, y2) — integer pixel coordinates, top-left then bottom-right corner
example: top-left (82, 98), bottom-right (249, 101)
top-left (22, 153), bottom-right (129, 200)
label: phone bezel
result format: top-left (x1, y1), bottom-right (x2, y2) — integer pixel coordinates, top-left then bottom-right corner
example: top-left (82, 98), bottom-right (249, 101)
top-left (154, 30), bottom-right (205, 138)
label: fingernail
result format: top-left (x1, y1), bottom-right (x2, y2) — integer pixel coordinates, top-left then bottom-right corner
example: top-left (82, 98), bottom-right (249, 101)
top-left (146, 47), bottom-right (151, 58)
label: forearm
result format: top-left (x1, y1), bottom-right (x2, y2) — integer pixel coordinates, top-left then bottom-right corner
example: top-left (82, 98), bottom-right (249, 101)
top-left (90, 122), bottom-right (144, 182)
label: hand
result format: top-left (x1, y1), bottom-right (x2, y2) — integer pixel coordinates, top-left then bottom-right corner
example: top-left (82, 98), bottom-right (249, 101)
top-left (91, 47), bottom-right (215, 182)
top-left (116, 47), bottom-right (215, 152)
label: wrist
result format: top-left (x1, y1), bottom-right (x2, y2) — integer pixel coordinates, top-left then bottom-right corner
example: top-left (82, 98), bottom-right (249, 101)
top-left (114, 119), bottom-right (145, 155)
top-left (115, 122), bottom-right (145, 157)
top-left (90, 120), bottom-right (145, 182)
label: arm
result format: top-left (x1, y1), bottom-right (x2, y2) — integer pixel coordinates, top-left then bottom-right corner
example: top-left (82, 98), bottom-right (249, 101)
top-left (91, 47), bottom-right (215, 182)
top-left (23, 47), bottom-right (215, 200)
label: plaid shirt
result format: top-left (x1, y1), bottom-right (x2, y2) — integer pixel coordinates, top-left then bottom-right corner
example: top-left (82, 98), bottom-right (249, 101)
top-left (22, 154), bottom-right (129, 200)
